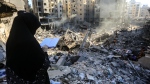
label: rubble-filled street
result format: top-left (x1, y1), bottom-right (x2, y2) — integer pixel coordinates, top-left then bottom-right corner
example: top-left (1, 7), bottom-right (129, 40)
top-left (0, 23), bottom-right (150, 84)
top-left (34, 25), bottom-right (150, 84)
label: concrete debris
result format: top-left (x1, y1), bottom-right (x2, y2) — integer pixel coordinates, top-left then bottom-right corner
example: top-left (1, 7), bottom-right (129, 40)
top-left (0, 19), bottom-right (149, 83)
top-left (47, 50), bottom-right (150, 83)
top-left (86, 74), bottom-right (95, 80)
top-left (39, 26), bottom-right (150, 84)
top-left (79, 73), bottom-right (85, 80)
top-left (56, 56), bottom-right (66, 66)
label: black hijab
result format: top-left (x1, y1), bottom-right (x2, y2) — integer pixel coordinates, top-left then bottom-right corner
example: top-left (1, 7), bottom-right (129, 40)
top-left (6, 13), bottom-right (45, 81)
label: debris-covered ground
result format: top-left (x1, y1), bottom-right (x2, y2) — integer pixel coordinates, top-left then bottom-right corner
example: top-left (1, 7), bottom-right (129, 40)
top-left (0, 25), bottom-right (150, 84)
top-left (34, 26), bottom-right (150, 84)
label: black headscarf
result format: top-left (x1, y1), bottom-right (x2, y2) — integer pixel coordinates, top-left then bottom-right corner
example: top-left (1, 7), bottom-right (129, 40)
top-left (6, 13), bottom-right (45, 81)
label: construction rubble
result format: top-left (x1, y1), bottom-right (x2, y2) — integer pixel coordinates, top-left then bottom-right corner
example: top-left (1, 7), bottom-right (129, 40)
top-left (35, 26), bottom-right (150, 84)
top-left (0, 20), bottom-right (150, 84)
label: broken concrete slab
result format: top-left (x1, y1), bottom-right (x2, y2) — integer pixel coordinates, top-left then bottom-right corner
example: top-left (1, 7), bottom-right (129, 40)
top-left (48, 70), bottom-right (65, 78)
top-left (67, 42), bottom-right (76, 49)
top-left (138, 56), bottom-right (150, 69)
top-left (86, 73), bottom-right (95, 80)
top-left (111, 62), bottom-right (120, 67)
top-left (56, 56), bottom-right (67, 66)
top-left (77, 56), bottom-right (86, 62)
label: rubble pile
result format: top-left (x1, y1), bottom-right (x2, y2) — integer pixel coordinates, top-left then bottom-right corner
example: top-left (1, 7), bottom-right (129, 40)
top-left (0, 21), bottom-right (149, 83)
top-left (37, 26), bottom-right (150, 84)
top-left (48, 49), bottom-right (150, 84)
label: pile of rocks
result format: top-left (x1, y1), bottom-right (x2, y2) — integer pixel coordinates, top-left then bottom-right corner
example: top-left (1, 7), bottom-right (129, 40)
top-left (34, 26), bottom-right (150, 84)
top-left (48, 49), bottom-right (150, 84)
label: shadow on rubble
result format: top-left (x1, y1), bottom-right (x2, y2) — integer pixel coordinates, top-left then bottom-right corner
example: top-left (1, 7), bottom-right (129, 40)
top-left (47, 25), bottom-right (150, 83)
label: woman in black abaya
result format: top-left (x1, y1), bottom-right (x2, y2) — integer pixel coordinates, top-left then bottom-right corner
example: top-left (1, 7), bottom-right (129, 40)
top-left (6, 13), bottom-right (50, 84)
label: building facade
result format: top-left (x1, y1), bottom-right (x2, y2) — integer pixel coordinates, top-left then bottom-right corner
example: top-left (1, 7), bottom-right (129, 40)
top-left (32, 0), bottom-right (63, 27)
top-left (139, 5), bottom-right (150, 18)
top-left (127, 0), bottom-right (141, 19)
top-left (32, 0), bottom-right (98, 26)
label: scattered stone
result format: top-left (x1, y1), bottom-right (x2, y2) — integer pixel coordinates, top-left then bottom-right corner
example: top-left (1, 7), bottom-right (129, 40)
top-left (86, 74), bottom-right (94, 80)
top-left (56, 56), bottom-right (67, 66)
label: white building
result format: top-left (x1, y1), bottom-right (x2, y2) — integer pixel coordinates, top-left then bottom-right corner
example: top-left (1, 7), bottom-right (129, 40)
top-left (139, 5), bottom-right (150, 18)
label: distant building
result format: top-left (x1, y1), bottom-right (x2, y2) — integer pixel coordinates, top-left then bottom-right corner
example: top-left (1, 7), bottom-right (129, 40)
top-left (139, 5), bottom-right (150, 18)
top-left (127, 0), bottom-right (141, 19)
top-left (32, 0), bottom-right (63, 27)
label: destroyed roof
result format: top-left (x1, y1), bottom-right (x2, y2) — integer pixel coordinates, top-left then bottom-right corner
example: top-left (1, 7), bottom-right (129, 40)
top-left (0, 0), bottom-right (17, 18)
top-left (0, 0), bottom-right (16, 10)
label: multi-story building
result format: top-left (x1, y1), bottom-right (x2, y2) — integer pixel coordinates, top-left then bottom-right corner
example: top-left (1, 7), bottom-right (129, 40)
top-left (76, 0), bottom-right (86, 22)
top-left (32, 0), bottom-right (98, 26)
top-left (32, 0), bottom-right (63, 27)
top-left (139, 5), bottom-right (150, 18)
top-left (49, 0), bottom-right (63, 18)
top-left (85, 0), bottom-right (95, 23)
top-left (63, 0), bottom-right (76, 19)
top-left (127, 0), bottom-right (141, 19)
top-left (63, 0), bottom-right (96, 25)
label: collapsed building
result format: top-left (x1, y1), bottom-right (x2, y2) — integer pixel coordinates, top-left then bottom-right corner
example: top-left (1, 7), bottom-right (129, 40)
top-left (0, 0), bottom-right (150, 84)
top-left (34, 22), bottom-right (150, 83)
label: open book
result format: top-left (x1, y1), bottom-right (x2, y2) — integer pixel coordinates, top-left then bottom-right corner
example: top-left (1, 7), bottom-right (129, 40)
top-left (40, 38), bottom-right (60, 48)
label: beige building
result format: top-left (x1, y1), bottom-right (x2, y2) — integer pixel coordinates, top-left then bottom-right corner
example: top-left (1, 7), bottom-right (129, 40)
top-left (63, 0), bottom-right (73, 18)
top-left (63, 0), bottom-right (96, 23)
top-left (63, 0), bottom-right (85, 22)
top-left (49, 0), bottom-right (63, 18)
top-left (76, 0), bottom-right (86, 22)
top-left (127, 0), bottom-right (141, 19)
top-left (32, 0), bottom-right (100, 26)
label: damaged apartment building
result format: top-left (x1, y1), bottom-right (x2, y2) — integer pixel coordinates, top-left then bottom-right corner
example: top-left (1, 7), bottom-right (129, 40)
top-left (32, 0), bottom-right (63, 29)
top-left (32, 0), bottom-right (101, 28)
top-left (32, 0), bottom-right (128, 28)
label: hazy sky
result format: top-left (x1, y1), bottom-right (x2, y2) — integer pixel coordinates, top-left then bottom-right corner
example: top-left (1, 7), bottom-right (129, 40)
top-left (28, 0), bottom-right (150, 6)
top-left (127, 0), bottom-right (150, 6)
top-left (29, 0), bottom-right (32, 5)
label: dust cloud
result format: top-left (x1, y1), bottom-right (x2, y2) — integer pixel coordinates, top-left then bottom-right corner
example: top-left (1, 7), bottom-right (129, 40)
top-left (95, 0), bottom-right (127, 35)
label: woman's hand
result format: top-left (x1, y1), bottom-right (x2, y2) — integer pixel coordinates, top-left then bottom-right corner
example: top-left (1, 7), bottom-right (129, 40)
top-left (42, 45), bottom-right (48, 52)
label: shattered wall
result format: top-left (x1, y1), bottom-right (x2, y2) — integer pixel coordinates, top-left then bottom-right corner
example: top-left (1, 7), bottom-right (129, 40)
top-left (4, 0), bottom-right (25, 10)
top-left (0, 12), bottom-right (17, 43)
top-left (0, 0), bottom-right (25, 43)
